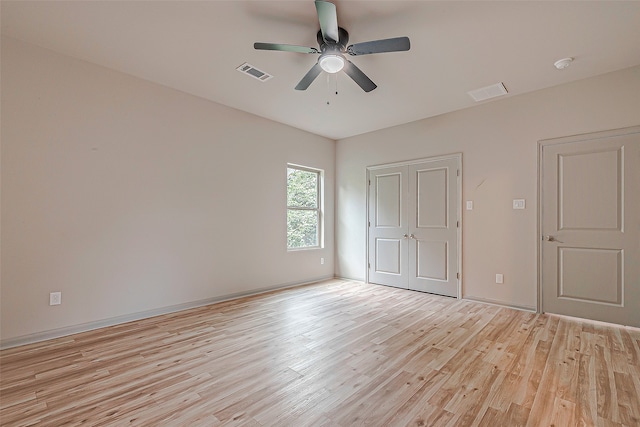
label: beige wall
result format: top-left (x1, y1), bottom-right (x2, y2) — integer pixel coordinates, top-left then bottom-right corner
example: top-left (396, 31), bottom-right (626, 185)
top-left (1, 38), bottom-right (335, 343)
top-left (3, 35), bottom-right (640, 345)
top-left (335, 65), bottom-right (640, 309)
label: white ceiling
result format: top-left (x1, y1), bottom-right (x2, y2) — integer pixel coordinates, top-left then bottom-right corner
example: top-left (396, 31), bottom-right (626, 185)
top-left (2, 1), bottom-right (640, 140)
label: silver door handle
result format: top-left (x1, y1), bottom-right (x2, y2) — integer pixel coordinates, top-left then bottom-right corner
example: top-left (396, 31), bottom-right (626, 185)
top-left (403, 234), bottom-right (409, 239)
top-left (543, 235), bottom-right (563, 243)
top-left (409, 234), bottom-right (416, 239)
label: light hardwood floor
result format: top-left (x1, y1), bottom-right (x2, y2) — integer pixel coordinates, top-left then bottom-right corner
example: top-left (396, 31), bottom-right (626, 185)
top-left (1, 279), bottom-right (639, 426)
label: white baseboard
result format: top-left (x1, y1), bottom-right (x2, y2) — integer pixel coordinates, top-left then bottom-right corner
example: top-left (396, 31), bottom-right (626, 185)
top-left (347, 279), bottom-right (537, 313)
top-left (334, 275), bottom-right (365, 282)
top-left (463, 295), bottom-right (537, 312)
top-left (0, 275), bottom-right (334, 350)
top-left (548, 313), bottom-right (640, 331)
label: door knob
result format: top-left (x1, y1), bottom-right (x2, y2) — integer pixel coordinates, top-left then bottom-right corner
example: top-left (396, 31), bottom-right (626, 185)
top-left (403, 234), bottom-right (408, 239)
top-left (542, 235), bottom-right (563, 242)
top-left (409, 234), bottom-right (416, 239)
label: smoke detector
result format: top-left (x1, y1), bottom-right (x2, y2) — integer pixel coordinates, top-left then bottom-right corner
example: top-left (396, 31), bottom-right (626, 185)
top-left (554, 57), bottom-right (574, 70)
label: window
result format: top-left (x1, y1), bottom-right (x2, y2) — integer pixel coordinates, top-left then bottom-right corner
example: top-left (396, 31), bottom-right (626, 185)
top-left (287, 165), bottom-right (322, 249)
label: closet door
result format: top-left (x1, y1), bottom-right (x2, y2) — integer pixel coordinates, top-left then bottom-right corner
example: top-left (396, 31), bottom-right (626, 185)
top-left (368, 166), bottom-right (409, 289)
top-left (368, 156), bottom-right (460, 297)
top-left (407, 159), bottom-right (459, 296)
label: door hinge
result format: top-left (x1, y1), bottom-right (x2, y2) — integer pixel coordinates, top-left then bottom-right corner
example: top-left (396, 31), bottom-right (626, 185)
top-left (369, 179), bottom-right (371, 186)
top-left (368, 262), bottom-right (371, 269)
top-left (368, 221), bottom-right (371, 227)
top-left (457, 169), bottom-right (460, 177)
top-left (457, 272), bottom-right (460, 279)
top-left (457, 221), bottom-right (460, 228)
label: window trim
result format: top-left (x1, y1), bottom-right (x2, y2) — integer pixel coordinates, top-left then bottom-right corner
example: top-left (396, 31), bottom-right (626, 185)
top-left (287, 164), bottom-right (323, 251)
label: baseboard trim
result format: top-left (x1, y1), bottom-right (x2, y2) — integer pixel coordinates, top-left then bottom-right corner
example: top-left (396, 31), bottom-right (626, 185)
top-left (462, 295), bottom-right (537, 313)
top-left (0, 275), bottom-right (335, 350)
top-left (345, 280), bottom-right (537, 313)
top-left (333, 275), bottom-right (365, 282)
top-left (548, 313), bottom-right (640, 331)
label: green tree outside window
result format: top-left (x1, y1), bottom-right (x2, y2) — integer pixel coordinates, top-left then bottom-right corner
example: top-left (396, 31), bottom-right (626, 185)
top-left (287, 166), bottom-right (321, 249)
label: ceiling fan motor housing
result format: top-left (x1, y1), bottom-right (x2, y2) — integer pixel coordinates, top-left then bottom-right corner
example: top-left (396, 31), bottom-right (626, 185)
top-left (317, 27), bottom-right (349, 51)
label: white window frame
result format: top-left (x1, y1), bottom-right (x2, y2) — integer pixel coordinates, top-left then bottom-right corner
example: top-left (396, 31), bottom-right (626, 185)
top-left (287, 164), bottom-right (324, 251)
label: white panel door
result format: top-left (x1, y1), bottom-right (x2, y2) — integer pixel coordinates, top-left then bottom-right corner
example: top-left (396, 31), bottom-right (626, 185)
top-left (368, 156), bottom-right (460, 297)
top-left (368, 166), bottom-right (408, 289)
top-left (408, 159), bottom-right (459, 296)
top-left (541, 128), bottom-right (640, 327)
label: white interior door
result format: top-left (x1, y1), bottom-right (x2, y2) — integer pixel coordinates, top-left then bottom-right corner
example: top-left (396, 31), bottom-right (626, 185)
top-left (408, 159), bottom-right (459, 297)
top-left (368, 166), bottom-right (408, 289)
top-left (368, 156), bottom-right (460, 297)
top-left (541, 128), bottom-right (640, 327)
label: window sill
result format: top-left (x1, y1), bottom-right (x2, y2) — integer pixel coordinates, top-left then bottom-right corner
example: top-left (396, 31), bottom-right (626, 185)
top-left (287, 246), bottom-right (323, 252)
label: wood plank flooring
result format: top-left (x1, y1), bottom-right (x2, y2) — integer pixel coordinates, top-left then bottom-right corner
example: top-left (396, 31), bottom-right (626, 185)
top-left (1, 279), bottom-right (639, 426)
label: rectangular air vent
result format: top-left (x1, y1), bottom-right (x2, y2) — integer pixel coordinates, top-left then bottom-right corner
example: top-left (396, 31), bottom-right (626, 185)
top-left (236, 62), bottom-right (273, 82)
top-left (467, 82), bottom-right (508, 102)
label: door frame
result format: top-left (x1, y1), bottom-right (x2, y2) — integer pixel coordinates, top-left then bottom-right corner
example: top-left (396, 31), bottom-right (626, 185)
top-left (366, 153), bottom-right (463, 298)
top-left (537, 125), bottom-right (640, 315)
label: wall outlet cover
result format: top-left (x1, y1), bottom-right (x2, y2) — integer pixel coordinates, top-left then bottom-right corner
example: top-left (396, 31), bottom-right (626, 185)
top-left (50, 292), bottom-right (62, 305)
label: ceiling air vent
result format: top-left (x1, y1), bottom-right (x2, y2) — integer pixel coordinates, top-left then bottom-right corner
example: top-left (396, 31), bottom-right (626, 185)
top-left (467, 82), bottom-right (508, 102)
top-left (236, 62), bottom-right (273, 82)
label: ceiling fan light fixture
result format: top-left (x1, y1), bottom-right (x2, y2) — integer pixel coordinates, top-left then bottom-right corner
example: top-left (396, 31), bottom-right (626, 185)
top-left (319, 54), bottom-right (344, 73)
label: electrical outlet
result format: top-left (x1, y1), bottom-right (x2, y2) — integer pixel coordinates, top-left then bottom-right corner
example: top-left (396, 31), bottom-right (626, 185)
top-left (50, 292), bottom-right (62, 306)
top-left (495, 274), bottom-right (504, 284)
top-left (320, 258), bottom-right (325, 265)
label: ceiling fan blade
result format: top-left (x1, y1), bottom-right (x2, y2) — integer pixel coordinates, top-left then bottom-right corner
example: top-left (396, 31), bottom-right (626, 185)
top-left (295, 63), bottom-right (323, 90)
top-left (315, 1), bottom-right (339, 43)
top-left (343, 59), bottom-right (377, 92)
top-left (347, 37), bottom-right (411, 56)
top-left (254, 43), bottom-right (319, 54)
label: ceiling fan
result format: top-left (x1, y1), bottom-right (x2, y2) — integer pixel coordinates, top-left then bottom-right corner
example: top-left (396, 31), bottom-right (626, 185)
top-left (254, 0), bottom-right (410, 92)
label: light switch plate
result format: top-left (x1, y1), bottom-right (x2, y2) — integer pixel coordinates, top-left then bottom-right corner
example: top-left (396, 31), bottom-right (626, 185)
top-left (513, 199), bottom-right (525, 209)
top-left (466, 201), bottom-right (473, 210)
top-left (495, 274), bottom-right (504, 284)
